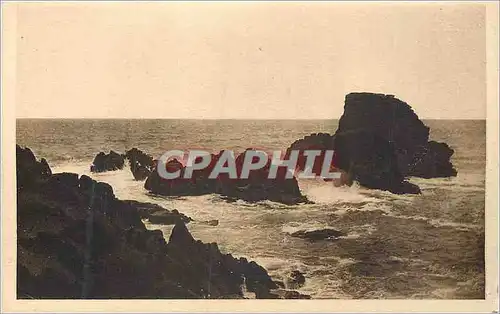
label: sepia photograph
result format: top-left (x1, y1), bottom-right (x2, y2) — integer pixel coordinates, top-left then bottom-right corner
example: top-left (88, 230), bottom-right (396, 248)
top-left (1, 1), bottom-right (499, 313)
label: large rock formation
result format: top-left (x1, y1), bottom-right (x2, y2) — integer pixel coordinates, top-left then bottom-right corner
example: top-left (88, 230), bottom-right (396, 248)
top-left (125, 148), bottom-right (154, 181)
top-left (286, 93), bottom-right (457, 194)
top-left (333, 129), bottom-right (421, 194)
top-left (90, 151), bottom-right (125, 173)
top-left (16, 145), bottom-right (290, 299)
top-left (335, 93), bottom-right (456, 179)
top-left (144, 149), bottom-right (309, 205)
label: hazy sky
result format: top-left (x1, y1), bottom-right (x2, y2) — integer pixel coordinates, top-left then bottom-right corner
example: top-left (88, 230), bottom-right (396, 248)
top-left (15, 2), bottom-right (486, 119)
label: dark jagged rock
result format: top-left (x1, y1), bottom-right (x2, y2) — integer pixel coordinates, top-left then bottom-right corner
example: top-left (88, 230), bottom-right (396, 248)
top-left (333, 129), bottom-right (421, 194)
top-left (204, 220), bottom-right (219, 226)
top-left (336, 92), bottom-right (457, 179)
top-left (17, 145), bottom-right (52, 190)
top-left (125, 148), bottom-right (154, 181)
top-left (290, 228), bottom-right (344, 241)
top-left (144, 149), bottom-right (309, 205)
top-left (122, 200), bottom-right (192, 225)
top-left (147, 210), bottom-right (192, 225)
top-left (166, 222), bottom-right (278, 297)
top-left (221, 149), bottom-right (309, 205)
top-left (337, 93), bottom-right (430, 172)
top-left (16, 146), bottom-right (283, 299)
top-left (287, 130), bottom-right (420, 194)
top-left (285, 92), bottom-right (457, 194)
top-left (285, 132), bottom-right (335, 176)
top-left (144, 158), bottom-right (210, 196)
top-left (90, 150), bottom-right (125, 173)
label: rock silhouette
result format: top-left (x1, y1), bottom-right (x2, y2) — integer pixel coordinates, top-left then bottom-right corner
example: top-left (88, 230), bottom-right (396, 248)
top-left (122, 200), bottom-right (192, 225)
top-left (90, 150), bottom-right (125, 173)
top-left (336, 93), bottom-right (457, 179)
top-left (17, 145), bottom-right (295, 299)
top-left (17, 145), bottom-right (52, 189)
top-left (144, 149), bottom-right (310, 205)
top-left (333, 129), bottom-right (421, 194)
top-left (286, 92), bottom-right (457, 194)
top-left (285, 132), bottom-right (336, 176)
top-left (290, 228), bottom-right (345, 241)
top-left (125, 148), bottom-right (155, 181)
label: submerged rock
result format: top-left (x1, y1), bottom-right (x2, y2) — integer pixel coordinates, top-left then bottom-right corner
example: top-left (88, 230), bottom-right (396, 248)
top-left (90, 150), bottom-right (125, 173)
top-left (290, 228), bottom-right (345, 241)
top-left (204, 219), bottom-right (219, 226)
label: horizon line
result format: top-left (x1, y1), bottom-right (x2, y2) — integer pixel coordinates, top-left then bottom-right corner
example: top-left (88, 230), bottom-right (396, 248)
top-left (15, 117), bottom-right (487, 121)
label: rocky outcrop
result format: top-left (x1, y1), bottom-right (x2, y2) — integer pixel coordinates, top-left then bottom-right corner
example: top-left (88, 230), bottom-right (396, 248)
top-left (17, 145), bottom-right (52, 190)
top-left (90, 151), bottom-right (125, 173)
top-left (144, 158), bottom-right (212, 196)
top-left (285, 92), bottom-right (457, 194)
top-left (122, 200), bottom-right (192, 225)
top-left (125, 148), bottom-right (154, 181)
top-left (335, 92), bottom-right (457, 179)
top-left (16, 145), bottom-right (289, 299)
top-left (333, 129), bottom-right (421, 194)
top-left (285, 133), bottom-right (335, 176)
top-left (336, 93), bottom-right (430, 174)
top-left (290, 228), bottom-right (344, 241)
top-left (144, 149), bottom-right (309, 205)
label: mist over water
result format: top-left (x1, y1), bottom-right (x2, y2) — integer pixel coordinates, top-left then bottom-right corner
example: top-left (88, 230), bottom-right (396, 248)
top-left (16, 119), bottom-right (485, 299)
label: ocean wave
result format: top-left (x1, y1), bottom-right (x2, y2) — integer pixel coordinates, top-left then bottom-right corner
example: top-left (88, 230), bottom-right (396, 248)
top-left (332, 202), bottom-right (393, 215)
top-left (386, 213), bottom-right (481, 231)
top-left (300, 180), bottom-right (384, 205)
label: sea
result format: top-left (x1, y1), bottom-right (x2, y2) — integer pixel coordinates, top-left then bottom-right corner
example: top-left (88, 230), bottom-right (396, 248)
top-left (16, 119), bottom-right (486, 299)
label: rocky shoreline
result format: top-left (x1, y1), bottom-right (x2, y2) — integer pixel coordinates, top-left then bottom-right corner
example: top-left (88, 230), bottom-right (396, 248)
top-left (18, 93), bottom-right (459, 298)
top-left (87, 93), bottom-right (457, 202)
top-left (17, 145), bottom-right (309, 299)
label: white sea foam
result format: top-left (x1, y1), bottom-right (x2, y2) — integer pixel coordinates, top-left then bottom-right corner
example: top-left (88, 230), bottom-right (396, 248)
top-left (386, 213), bottom-right (481, 231)
top-left (299, 179), bottom-right (382, 205)
top-left (50, 152), bottom-right (484, 299)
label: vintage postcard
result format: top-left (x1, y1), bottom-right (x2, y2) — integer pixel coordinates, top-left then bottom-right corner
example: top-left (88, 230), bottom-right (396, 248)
top-left (1, 1), bottom-right (499, 313)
